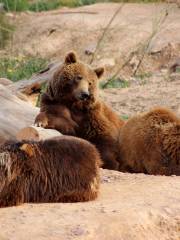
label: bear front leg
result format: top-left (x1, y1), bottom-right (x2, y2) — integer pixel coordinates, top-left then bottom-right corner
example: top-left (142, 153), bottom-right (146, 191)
top-left (34, 111), bottom-right (78, 135)
top-left (94, 138), bottom-right (120, 170)
top-left (46, 115), bottom-right (78, 136)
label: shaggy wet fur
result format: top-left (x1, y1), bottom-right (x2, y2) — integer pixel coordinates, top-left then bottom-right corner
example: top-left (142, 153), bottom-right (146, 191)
top-left (35, 52), bottom-right (124, 170)
top-left (0, 136), bottom-right (102, 207)
top-left (119, 108), bottom-right (180, 175)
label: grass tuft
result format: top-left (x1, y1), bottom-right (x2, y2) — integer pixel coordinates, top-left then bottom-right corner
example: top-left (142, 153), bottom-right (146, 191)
top-left (0, 0), bottom-right (29, 11)
top-left (0, 56), bottom-right (47, 82)
top-left (29, 0), bottom-right (61, 12)
top-left (121, 114), bottom-right (129, 120)
top-left (100, 78), bottom-right (130, 89)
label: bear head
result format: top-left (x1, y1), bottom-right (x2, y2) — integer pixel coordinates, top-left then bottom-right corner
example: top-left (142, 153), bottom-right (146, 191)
top-left (47, 52), bottom-right (104, 106)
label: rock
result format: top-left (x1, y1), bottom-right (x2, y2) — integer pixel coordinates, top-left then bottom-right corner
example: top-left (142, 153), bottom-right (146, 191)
top-left (0, 78), bottom-right (12, 86)
top-left (0, 169), bottom-right (179, 240)
top-left (99, 58), bottom-right (115, 67)
top-left (85, 44), bottom-right (96, 55)
top-left (169, 57), bottom-right (180, 73)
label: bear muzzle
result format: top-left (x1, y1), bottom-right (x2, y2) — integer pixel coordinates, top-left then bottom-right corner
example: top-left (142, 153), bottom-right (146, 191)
top-left (78, 91), bottom-right (90, 101)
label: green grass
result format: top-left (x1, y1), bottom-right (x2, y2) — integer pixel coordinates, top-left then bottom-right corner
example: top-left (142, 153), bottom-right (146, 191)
top-left (176, 67), bottom-right (180, 73)
top-left (135, 72), bottom-right (152, 85)
top-left (0, 56), bottom-right (47, 82)
top-left (0, 0), bottom-right (29, 11)
top-left (0, 0), bottom-right (165, 12)
top-left (0, 13), bottom-right (14, 49)
top-left (36, 82), bottom-right (47, 107)
top-left (29, 0), bottom-right (61, 12)
top-left (0, 0), bottom-right (95, 12)
top-left (100, 78), bottom-right (130, 89)
top-left (121, 114), bottom-right (129, 120)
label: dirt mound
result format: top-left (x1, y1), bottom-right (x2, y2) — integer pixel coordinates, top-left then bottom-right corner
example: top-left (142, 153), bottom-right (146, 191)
top-left (9, 3), bottom-right (180, 76)
top-left (4, 3), bottom-right (179, 118)
top-left (0, 169), bottom-right (179, 240)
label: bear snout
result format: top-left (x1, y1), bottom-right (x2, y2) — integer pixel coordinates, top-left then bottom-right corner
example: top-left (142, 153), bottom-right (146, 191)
top-left (78, 91), bottom-right (90, 100)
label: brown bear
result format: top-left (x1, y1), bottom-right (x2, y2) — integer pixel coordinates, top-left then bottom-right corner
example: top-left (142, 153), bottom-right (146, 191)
top-left (118, 107), bottom-right (180, 175)
top-left (0, 136), bottom-right (101, 207)
top-left (35, 52), bottom-right (124, 170)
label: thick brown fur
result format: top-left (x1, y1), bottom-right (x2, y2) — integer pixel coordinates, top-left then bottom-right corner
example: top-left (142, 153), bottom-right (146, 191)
top-left (0, 136), bottom-right (102, 207)
top-left (118, 107), bottom-right (180, 175)
top-left (35, 52), bottom-right (124, 170)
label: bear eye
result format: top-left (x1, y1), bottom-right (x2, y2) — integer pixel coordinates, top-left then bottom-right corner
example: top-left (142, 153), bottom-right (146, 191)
top-left (76, 75), bottom-right (83, 81)
top-left (89, 82), bottom-right (92, 86)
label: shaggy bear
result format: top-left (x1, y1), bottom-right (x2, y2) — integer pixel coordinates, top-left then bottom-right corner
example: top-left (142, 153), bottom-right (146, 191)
top-left (35, 52), bottom-right (124, 170)
top-left (0, 136), bottom-right (101, 207)
top-left (118, 107), bottom-right (180, 175)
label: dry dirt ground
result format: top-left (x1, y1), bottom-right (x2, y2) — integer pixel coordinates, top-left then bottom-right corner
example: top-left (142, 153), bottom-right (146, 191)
top-left (0, 169), bottom-right (180, 240)
top-left (5, 2), bottom-right (180, 117)
top-left (102, 77), bottom-right (180, 117)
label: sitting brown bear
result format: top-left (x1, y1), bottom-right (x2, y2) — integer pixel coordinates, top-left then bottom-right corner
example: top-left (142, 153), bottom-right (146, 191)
top-left (35, 52), bottom-right (124, 170)
top-left (0, 136), bottom-right (101, 207)
top-left (118, 107), bottom-right (180, 175)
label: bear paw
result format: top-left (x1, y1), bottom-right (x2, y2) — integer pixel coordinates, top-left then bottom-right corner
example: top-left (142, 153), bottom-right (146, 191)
top-left (34, 113), bottom-right (49, 128)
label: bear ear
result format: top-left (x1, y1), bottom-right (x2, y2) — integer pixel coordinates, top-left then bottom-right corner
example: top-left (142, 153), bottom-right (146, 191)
top-left (94, 67), bottom-right (104, 79)
top-left (20, 143), bottom-right (34, 157)
top-left (65, 52), bottom-right (78, 65)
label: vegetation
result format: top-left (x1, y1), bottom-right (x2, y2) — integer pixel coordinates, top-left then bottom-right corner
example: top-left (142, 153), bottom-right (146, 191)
top-left (0, 0), bottom-right (95, 12)
top-left (176, 67), bottom-right (180, 73)
top-left (0, 0), bottom-right (164, 12)
top-left (0, 56), bottom-right (47, 82)
top-left (100, 78), bottom-right (130, 89)
top-left (36, 82), bottom-right (47, 107)
top-left (29, 0), bottom-right (62, 12)
top-left (121, 114), bottom-right (129, 120)
top-left (1, 0), bottom-right (29, 11)
top-left (0, 13), bottom-right (14, 49)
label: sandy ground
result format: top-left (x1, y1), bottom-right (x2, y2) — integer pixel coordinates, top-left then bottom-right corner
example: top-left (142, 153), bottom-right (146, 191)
top-left (102, 77), bottom-right (180, 117)
top-left (0, 169), bottom-right (180, 240)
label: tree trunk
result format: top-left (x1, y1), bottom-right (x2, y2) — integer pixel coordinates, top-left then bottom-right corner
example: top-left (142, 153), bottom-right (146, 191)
top-left (0, 84), bottom-right (39, 145)
top-left (8, 61), bottom-right (61, 95)
top-left (16, 126), bottom-right (62, 141)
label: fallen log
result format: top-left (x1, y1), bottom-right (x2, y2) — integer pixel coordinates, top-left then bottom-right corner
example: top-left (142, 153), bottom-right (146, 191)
top-left (0, 78), bottom-right (12, 86)
top-left (8, 62), bottom-right (61, 95)
top-left (16, 126), bottom-right (62, 141)
top-left (0, 84), bottom-right (39, 145)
